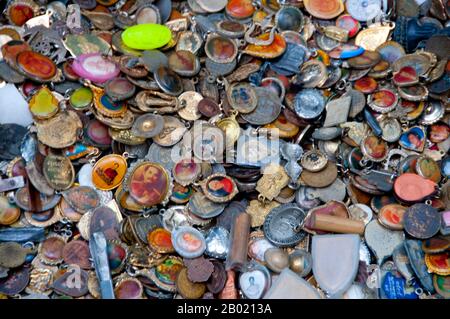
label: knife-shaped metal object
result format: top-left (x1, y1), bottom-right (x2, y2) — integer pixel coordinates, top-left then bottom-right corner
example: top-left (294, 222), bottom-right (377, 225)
top-left (89, 232), bottom-right (115, 299)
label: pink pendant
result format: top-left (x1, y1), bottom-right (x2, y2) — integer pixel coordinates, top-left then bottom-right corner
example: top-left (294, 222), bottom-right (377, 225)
top-left (72, 53), bottom-right (120, 83)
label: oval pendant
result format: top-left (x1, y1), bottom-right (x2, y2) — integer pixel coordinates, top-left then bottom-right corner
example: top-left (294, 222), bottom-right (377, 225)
top-left (243, 34), bottom-right (287, 59)
top-left (205, 35), bottom-right (238, 64)
top-left (201, 174), bottom-right (238, 203)
top-left (72, 53), bottom-right (120, 84)
top-left (168, 50), bottom-right (200, 77)
top-left (92, 154), bottom-right (128, 191)
top-left (104, 77), bottom-right (136, 102)
top-left (0, 195), bottom-right (21, 226)
top-left (361, 135), bottom-right (388, 162)
top-left (69, 87), bottom-right (93, 111)
top-left (121, 23), bottom-right (171, 50)
top-left (303, 0), bottom-right (344, 19)
top-left (172, 226), bottom-right (206, 259)
top-left (16, 51), bottom-right (56, 82)
top-left (61, 186), bottom-right (100, 214)
top-left (368, 89), bottom-right (399, 113)
top-left (126, 161), bottom-right (171, 207)
top-left (226, 0), bottom-right (255, 20)
top-left (154, 66), bottom-right (183, 96)
top-left (43, 155), bottom-right (75, 191)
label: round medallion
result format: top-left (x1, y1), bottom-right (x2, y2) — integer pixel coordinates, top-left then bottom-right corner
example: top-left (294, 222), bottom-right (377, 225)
top-left (176, 268), bottom-right (206, 299)
top-left (378, 204), bottom-right (407, 230)
top-left (368, 89), bottom-right (399, 113)
top-left (216, 20), bottom-right (246, 38)
top-left (38, 236), bottom-right (66, 265)
top-left (0, 267), bottom-right (30, 296)
top-left (376, 41), bottom-right (405, 64)
top-left (6, 1), bottom-right (39, 26)
top-left (114, 276), bottom-right (143, 299)
top-left (301, 149), bottom-right (328, 172)
top-left (425, 253), bottom-right (450, 276)
top-left (345, 0), bottom-right (381, 21)
top-left (171, 226), bottom-right (206, 259)
top-left (72, 53), bottom-right (119, 84)
top-left (226, 0), bottom-right (255, 20)
top-left (429, 123), bottom-right (450, 143)
top-left (380, 118), bottom-right (402, 142)
top-left (89, 206), bottom-right (120, 241)
top-left (177, 91), bottom-right (202, 121)
top-left (147, 228), bottom-right (175, 254)
top-left (58, 198), bottom-right (82, 222)
top-left (127, 161), bottom-right (171, 207)
top-left (188, 192), bottom-right (226, 219)
top-left (172, 158), bottom-right (201, 186)
top-left (0, 196), bottom-right (21, 226)
top-left (227, 82), bottom-right (258, 114)
top-left (263, 204), bottom-right (307, 247)
top-left (275, 6), bottom-right (304, 31)
top-left (36, 110), bottom-right (82, 149)
top-left (361, 135), bottom-right (388, 162)
top-left (240, 87), bottom-right (282, 125)
top-left (154, 66), bottom-right (183, 96)
top-left (205, 35), bottom-right (238, 64)
top-left (131, 113), bottom-right (164, 138)
top-left (300, 162), bottom-right (338, 188)
top-left (135, 5), bottom-right (161, 24)
top-left (61, 186), bottom-right (100, 214)
top-left (62, 240), bottom-right (91, 270)
top-left (104, 77), bottom-right (135, 101)
top-left (297, 60), bottom-right (327, 88)
top-left (303, 0), bottom-right (344, 19)
top-left (420, 101), bottom-right (445, 125)
top-left (348, 51), bottom-right (381, 70)
top-left (354, 77), bottom-right (378, 94)
top-left (43, 155), bottom-right (75, 191)
top-left (416, 156), bottom-right (441, 183)
top-left (16, 51), bottom-right (56, 82)
top-left (201, 174), bottom-right (238, 203)
top-left (293, 89), bottom-right (325, 120)
top-left (198, 98), bottom-right (221, 118)
top-left (168, 50), bottom-right (200, 77)
top-left (170, 183), bottom-right (194, 204)
top-left (404, 204), bottom-right (441, 239)
top-left (85, 119), bottom-right (112, 148)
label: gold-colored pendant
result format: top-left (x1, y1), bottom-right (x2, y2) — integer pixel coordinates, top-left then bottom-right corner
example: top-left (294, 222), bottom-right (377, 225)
top-left (256, 163), bottom-right (290, 202)
top-left (35, 110), bottom-right (83, 149)
top-left (108, 128), bottom-right (146, 145)
top-left (92, 86), bottom-right (128, 118)
top-left (355, 22), bottom-right (396, 51)
top-left (216, 111), bottom-right (241, 147)
top-left (246, 199), bottom-right (280, 228)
